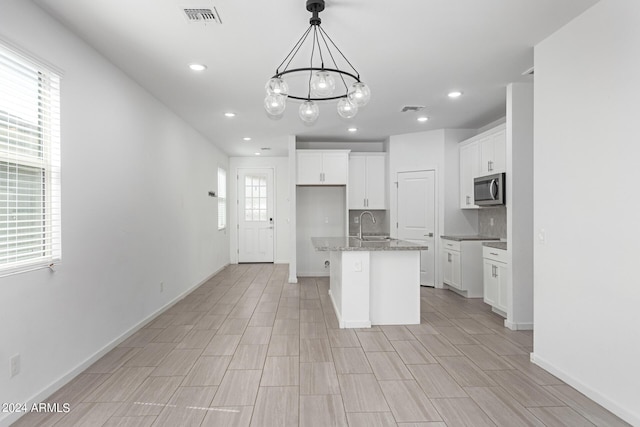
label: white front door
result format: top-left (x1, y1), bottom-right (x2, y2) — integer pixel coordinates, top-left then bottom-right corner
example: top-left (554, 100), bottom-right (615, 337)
top-left (397, 170), bottom-right (436, 286)
top-left (238, 168), bottom-right (274, 263)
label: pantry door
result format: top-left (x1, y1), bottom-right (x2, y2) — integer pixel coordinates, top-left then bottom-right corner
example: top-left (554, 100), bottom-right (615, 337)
top-left (397, 170), bottom-right (436, 286)
top-left (238, 169), bottom-right (274, 263)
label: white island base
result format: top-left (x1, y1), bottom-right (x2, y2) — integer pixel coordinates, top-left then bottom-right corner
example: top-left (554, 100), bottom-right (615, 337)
top-left (328, 250), bottom-right (420, 328)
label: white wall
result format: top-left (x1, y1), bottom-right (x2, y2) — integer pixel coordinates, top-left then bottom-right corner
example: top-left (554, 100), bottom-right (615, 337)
top-left (506, 83), bottom-right (534, 330)
top-left (229, 156), bottom-right (290, 264)
top-left (0, 2), bottom-right (229, 425)
top-left (388, 129), bottom-right (476, 287)
top-left (533, 1), bottom-right (640, 424)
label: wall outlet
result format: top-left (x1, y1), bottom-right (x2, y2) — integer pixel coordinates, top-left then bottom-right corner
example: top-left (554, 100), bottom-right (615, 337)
top-left (537, 228), bottom-right (546, 245)
top-left (10, 354), bottom-right (20, 378)
top-left (490, 217), bottom-right (495, 226)
top-left (324, 217), bottom-right (329, 224)
top-left (354, 216), bottom-right (359, 224)
top-left (354, 260), bottom-right (362, 272)
top-left (160, 282), bottom-right (164, 293)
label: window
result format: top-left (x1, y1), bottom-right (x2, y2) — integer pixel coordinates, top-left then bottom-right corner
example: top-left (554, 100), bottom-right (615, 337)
top-left (0, 43), bottom-right (61, 274)
top-left (244, 175), bottom-right (267, 222)
top-left (217, 167), bottom-right (226, 229)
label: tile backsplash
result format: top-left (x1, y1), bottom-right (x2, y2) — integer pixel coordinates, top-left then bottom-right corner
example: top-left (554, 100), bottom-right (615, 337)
top-left (348, 210), bottom-right (389, 236)
top-left (478, 206), bottom-right (507, 239)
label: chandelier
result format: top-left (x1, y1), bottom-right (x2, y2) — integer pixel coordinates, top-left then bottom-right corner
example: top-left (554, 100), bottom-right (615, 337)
top-left (264, 0), bottom-right (371, 124)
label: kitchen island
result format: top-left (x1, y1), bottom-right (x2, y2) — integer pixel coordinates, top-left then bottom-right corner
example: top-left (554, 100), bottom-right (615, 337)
top-left (312, 236), bottom-right (429, 328)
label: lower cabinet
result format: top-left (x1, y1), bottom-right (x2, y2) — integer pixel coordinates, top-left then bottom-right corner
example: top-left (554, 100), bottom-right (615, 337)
top-left (483, 247), bottom-right (509, 315)
top-left (441, 239), bottom-right (485, 298)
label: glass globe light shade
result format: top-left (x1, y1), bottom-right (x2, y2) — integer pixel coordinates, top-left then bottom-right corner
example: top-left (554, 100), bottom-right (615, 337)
top-left (264, 93), bottom-right (286, 116)
top-left (310, 70), bottom-right (336, 97)
top-left (337, 98), bottom-right (358, 119)
top-left (299, 100), bottom-right (319, 123)
top-left (347, 82), bottom-right (371, 107)
top-left (265, 77), bottom-right (289, 96)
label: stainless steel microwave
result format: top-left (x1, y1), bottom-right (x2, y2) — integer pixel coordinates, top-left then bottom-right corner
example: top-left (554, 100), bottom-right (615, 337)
top-left (474, 173), bottom-right (505, 206)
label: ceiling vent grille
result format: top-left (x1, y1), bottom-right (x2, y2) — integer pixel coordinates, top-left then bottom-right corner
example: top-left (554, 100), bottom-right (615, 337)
top-left (401, 105), bottom-right (425, 113)
top-left (183, 7), bottom-right (221, 24)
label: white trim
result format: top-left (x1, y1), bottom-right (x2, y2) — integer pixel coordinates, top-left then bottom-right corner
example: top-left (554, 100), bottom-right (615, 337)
top-left (1, 264), bottom-right (227, 427)
top-left (328, 289), bottom-right (371, 329)
top-left (503, 319), bottom-right (533, 330)
top-left (530, 353), bottom-right (640, 426)
top-left (297, 272), bottom-right (329, 277)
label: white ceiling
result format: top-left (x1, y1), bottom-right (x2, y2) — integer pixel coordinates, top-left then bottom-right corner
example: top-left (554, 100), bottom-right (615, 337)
top-left (32, 0), bottom-right (598, 157)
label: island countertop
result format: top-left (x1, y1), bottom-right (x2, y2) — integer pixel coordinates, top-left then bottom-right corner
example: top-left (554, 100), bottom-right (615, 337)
top-left (312, 236), bottom-right (429, 252)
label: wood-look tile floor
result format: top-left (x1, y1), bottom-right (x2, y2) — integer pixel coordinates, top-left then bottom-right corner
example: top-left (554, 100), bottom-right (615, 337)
top-left (13, 264), bottom-right (631, 427)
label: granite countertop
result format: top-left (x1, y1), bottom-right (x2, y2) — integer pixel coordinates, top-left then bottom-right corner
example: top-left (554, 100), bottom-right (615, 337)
top-left (440, 235), bottom-right (501, 242)
top-left (483, 241), bottom-right (508, 250)
top-left (312, 237), bottom-right (429, 251)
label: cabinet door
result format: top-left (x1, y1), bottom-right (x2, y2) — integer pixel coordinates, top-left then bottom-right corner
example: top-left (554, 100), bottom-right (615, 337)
top-left (459, 142), bottom-right (480, 209)
top-left (491, 130), bottom-right (506, 173)
top-left (348, 156), bottom-right (367, 209)
top-left (322, 151), bottom-right (348, 185)
top-left (442, 250), bottom-right (452, 285)
top-left (450, 251), bottom-right (461, 288)
top-left (443, 250), bottom-right (461, 289)
top-left (297, 151), bottom-right (323, 184)
top-left (483, 260), bottom-right (498, 306)
top-left (496, 262), bottom-right (509, 312)
top-left (480, 130), bottom-right (506, 175)
top-left (365, 155), bottom-right (386, 209)
top-left (480, 137), bottom-right (493, 176)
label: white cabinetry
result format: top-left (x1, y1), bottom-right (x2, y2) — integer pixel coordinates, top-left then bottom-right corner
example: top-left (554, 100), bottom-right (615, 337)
top-left (297, 150), bottom-right (349, 185)
top-left (441, 239), bottom-right (486, 298)
top-left (459, 143), bottom-right (480, 208)
top-left (459, 124), bottom-right (506, 209)
top-left (483, 246), bottom-right (509, 315)
top-left (348, 153), bottom-right (386, 209)
top-left (480, 129), bottom-right (506, 175)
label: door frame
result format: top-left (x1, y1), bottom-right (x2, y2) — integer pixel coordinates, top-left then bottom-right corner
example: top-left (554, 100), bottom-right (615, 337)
top-left (236, 167), bottom-right (276, 263)
top-left (394, 168), bottom-right (440, 288)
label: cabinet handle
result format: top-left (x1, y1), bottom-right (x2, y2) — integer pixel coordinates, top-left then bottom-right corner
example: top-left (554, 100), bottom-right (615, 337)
top-left (490, 252), bottom-right (499, 256)
top-left (447, 253), bottom-right (452, 262)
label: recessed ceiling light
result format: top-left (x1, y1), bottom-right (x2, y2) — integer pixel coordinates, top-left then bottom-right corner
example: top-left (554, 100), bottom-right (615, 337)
top-left (448, 91), bottom-right (463, 98)
top-left (254, 152), bottom-right (261, 156)
top-left (348, 127), bottom-right (358, 132)
top-left (189, 63), bottom-right (207, 71)
top-left (224, 112), bottom-right (236, 118)
top-left (417, 116), bottom-right (429, 122)
top-left (243, 137), bottom-right (252, 141)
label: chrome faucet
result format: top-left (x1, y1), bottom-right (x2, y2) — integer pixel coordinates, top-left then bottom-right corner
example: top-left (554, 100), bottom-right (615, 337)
top-left (358, 211), bottom-right (376, 240)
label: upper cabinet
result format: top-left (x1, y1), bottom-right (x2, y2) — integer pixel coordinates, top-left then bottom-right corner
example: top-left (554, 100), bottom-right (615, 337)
top-left (459, 143), bottom-right (480, 209)
top-left (480, 129), bottom-right (506, 175)
top-left (459, 124), bottom-right (506, 209)
top-left (348, 153), bottom-right (387, 209)
top-left (296, 150), bottom-right (349, 185)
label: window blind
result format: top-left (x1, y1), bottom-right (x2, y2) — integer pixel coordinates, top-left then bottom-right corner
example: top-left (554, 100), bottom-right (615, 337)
top-left (0, 43), bottom-right (61, 273)
top-left (217, 167), bottom-right (226, 229)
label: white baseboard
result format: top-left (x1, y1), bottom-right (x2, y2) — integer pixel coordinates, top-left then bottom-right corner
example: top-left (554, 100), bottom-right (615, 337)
top-left (297, 271), bottom-right (330, 277)
top-left (328, 289), bottom-right (371, 329)
top-left (530, 353), bottom-right (639, 426)
top-left (1, 264), bottom-right (227, 427)
top-left (504, 319), bottom-right (533, 330)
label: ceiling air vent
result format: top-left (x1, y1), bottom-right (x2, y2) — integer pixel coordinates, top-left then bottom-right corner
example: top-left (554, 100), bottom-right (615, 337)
top-left (183, 7), bottom-right (221, 24)
top-left (401, 105), bottom-right (425, 113)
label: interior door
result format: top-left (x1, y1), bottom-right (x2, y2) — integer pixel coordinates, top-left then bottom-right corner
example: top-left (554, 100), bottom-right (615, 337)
top-left (397, 170), bottom-right (436, 286)
top-left (238, 168), bottom-right (274, 263)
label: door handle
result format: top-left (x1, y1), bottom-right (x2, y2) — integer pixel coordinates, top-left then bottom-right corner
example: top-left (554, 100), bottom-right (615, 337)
top-left (424, 232), bottom-right (434, 237)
